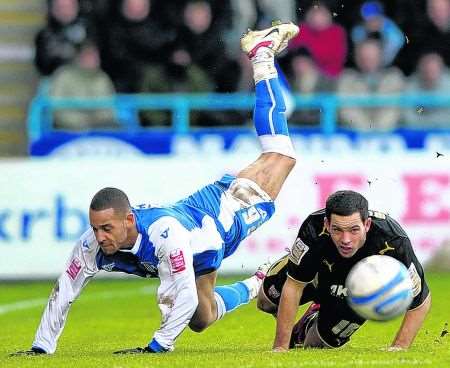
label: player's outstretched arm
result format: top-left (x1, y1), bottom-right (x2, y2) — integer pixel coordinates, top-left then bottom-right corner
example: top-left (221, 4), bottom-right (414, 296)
top-left (273, 277), bottom-right (306, 351)
top-left (115, 218), bottom-right (198, 354)
top-left (389, 293), bottom-right (431, 351)
top-left (12, 235), bottom-right (99, 355)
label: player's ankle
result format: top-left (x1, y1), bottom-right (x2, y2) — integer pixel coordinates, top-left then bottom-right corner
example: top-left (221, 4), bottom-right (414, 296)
top-left (252, 56), bottom-right (277, 84)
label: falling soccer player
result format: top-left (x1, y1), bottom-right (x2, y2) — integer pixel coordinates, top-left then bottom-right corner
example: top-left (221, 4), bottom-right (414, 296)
top-left (13, 22), bottom-right (300, 355)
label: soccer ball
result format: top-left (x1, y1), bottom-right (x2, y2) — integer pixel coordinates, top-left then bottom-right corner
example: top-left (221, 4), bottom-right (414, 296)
top-left (345, 255), bottom-right (414, 321)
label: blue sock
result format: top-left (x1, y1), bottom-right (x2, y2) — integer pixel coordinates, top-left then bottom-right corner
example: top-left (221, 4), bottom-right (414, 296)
top-left (215, 282), bottom-right (250, 313)
top-left (253, 77), bottom-right (295, 158)
top-left (254, 78), bottom-right (289, 136)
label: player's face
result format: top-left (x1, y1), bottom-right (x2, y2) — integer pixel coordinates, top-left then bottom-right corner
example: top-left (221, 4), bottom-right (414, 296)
top-left (325, 212), bottom-right (372, 258)
top-left (89, 208), bottom-right (134, 255)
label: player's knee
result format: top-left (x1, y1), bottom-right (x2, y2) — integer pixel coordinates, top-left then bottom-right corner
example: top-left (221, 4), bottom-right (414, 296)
top-left (189, 316), bottom-right (211, 333)
top-left (256, 293), bottom-right (277, 314)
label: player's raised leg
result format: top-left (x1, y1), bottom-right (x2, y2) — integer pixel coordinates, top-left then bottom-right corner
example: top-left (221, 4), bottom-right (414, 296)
top-left (189, 22), bottom-right (299, 333)
top-left (238, 22), bottom-right (299, 200)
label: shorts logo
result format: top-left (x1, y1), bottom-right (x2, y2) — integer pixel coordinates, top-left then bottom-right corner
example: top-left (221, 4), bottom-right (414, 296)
top-left (243, 207), bottom-right (261, 225)
top-left (141, 262), bottom-right (158, 275)
top-left (408, 263), bottom-right (422, 297)
top-left (66, 257), bottom-right (82, 280)
top-left (169, 249), bottom-right (186, 274)
top-left (102, 263), bottom-right (115, 272)
top-left (268, 285), bottom-right (280, 299)
top-left (289, 238), bottom-right (309, 265)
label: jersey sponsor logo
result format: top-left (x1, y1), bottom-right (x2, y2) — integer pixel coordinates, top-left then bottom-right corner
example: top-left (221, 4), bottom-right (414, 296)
top-left (161, 227), bottom-right (170, 239)
top-left (289, 238), bottom-right (309, 265)
top-left (408, 263), bottom-right (422, 297)
top-left (82, 240), bottom-right (89, 249)
top-left (66, 257), bottom-right (82, 280)
top-left (102, 263), bottom-right (115, 272)
top-left (169, 249), bottom-right (186, 274)
top-left (322, 259), bottom-right (334, 272)
top-left (379, 241), bottom-right (395, 255)
top-left (330, 284), bottom-right (348, 298)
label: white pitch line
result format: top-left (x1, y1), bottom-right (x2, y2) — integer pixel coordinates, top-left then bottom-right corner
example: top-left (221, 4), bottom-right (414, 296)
top-left (0, 286), bottom-right (156, 316)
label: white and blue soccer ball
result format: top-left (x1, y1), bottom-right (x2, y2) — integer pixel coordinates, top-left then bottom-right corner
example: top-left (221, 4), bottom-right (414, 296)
top-left (345, 255), bottom-right (414, 321)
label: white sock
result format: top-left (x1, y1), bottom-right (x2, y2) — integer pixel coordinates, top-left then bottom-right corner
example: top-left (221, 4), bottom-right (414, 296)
top-left (214, 292), bottom-right (226, 321)
top-left (241, 275), bottom-right (264, 300)
top-left (251, 50), bottom-right (277, 84)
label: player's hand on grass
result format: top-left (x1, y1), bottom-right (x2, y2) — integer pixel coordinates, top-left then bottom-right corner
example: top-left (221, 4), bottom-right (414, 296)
top-left (272, 346), bottom-right (289, 353)
top-left (10, 347), bottom-right (47, 356)
top-left (387, 346), bottom-right (406, 352)
top-left (114, 339), bottom-right (169, 354)
top-left (113, 346), bottom-right (157, 354)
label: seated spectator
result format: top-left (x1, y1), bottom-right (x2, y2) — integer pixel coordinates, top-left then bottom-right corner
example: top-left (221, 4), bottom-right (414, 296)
top-left (50, 39), bottom-right (117, 130)
top-left (102, 0), bottom-right (176, 92)
top-left (35, 0), bottom-right (91, 76)
top-left (168, 0), bottom-right (239, 93)
top-left (351, 1), bottom-right (405, 66)
top-left (285, 48), bottom-right (335, 125)
top-left (401, 0), bottom-right (450, 74)
top-left (288, 2), bottom-right (348, 80)
top-left (140, 0), bottom-right (240, 126)
top-left (337, 38), bottom-right (405, 131)
top-left (403, 52), bottom-right (450, 129)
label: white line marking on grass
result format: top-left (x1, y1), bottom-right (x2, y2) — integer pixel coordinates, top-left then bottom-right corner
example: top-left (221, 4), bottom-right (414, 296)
top-left (0, 286), bottom-right (156, 316)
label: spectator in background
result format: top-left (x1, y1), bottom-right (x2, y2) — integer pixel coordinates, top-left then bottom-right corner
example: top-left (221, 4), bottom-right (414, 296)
top-left (288, 2), bottom-right (347, 81)
top-left (165, 0), bottom-right (239, 94)
top-left (402, 0), bottom-right (450, 74)
top-left (35, 0), bottom-right (91, 76)
top-left (351, 1), bottom-right (405, 67)
top-left (337, 38), bottom-right (404, 131)
top-left (285, 48), bottom-right (334, 125)
top-left (403, 52), bottom-right (450, 129)
top-left (102, 0), bottom-right (176, 92)
top-left (50, 39), bottom-right (117, 130)
top-left (140, 0), bottom-right (241, 126)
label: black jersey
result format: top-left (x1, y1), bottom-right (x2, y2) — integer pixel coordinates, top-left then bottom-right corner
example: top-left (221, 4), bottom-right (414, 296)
top-left (287, 209), bottom-right (429, 325)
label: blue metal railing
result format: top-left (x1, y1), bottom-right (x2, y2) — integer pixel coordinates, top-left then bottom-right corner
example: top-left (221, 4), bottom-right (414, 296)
top-left (27, 88), bottom-right (450, 143)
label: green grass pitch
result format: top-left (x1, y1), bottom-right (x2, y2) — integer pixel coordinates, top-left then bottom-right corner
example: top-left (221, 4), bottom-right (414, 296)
top-left (1, 273), bottom-right (449, 368)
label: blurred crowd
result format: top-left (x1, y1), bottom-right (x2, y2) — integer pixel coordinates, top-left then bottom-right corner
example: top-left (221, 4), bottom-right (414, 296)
top-left (35, 0), bottom-right (450, 130)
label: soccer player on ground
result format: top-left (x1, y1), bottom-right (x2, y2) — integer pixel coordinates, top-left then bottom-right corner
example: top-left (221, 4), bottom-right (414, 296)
top-left (13, 22), bottom-right (300, 355)
top-left (257, 190), bottom-right (431, 351)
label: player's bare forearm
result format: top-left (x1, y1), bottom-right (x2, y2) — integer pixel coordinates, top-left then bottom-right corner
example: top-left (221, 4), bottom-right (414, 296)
top-left (273, 277), bottom-right (304, 351)
top-left (390, 293), bottom-right (431, 350)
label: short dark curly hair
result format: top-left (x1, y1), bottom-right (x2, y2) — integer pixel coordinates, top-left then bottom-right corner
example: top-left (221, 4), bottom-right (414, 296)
top-left (90, 187), bottom-right (131, 215)
top-left (325, 190), bottom-right (369, 221)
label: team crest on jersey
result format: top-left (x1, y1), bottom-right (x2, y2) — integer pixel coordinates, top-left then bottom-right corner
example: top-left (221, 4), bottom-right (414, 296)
top-left (169, 249), bottom-right (186, 274)
top-left (82, 240), bottom-right (89, 250)
top-left (102, 263), bottom-right (115, 272)
top-left (66, 257), bottom-right (82, 280)
top-left (289, 238), bottom-right (309, 265)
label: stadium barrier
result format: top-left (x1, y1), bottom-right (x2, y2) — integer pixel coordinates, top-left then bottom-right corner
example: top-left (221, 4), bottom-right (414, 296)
top-left (28, 89), bottom-right (450, 138)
